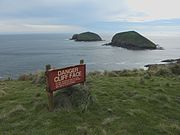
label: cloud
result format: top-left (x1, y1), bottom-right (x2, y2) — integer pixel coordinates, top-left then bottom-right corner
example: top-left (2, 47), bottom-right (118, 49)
top-left (0, 0), bottom-right (180, 22)
top-left (0, 0), bottom-right (128, 21)
top-left (126, 0), bottom-right (180, 22)
top-left (0, 0), bottom-right (180, 34)
top-left (0, 21), bottom-right (85, 33)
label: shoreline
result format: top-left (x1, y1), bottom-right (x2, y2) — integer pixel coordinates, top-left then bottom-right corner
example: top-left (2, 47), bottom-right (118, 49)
top-left (0, 58), bottom-right (179, 80)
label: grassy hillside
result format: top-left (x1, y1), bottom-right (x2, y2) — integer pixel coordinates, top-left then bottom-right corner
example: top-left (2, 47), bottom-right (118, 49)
top-left (0, 70), bottom-right (180, 135)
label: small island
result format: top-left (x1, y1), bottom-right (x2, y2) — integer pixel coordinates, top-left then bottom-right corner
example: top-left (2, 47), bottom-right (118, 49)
top-left (71, 32), bottom-right (102, 41)
top-left (106, 31), bottom-right (157, 50)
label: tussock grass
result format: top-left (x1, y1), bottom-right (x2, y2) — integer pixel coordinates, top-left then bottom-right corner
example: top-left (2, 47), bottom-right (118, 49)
top-left (33, 101), bottom-right (47, 112)
top-left (148, 63), bottom-right (180, 76)
top-left (87, 71), bottom-right (102, 77)
top-left (153, 93), bottom-right (171, 102)
top-left (139, 77), bottom-right (145, 85)
top-left (127, 109), bottom-right (148, 117)
top-left (0, 89), bottom-right (7, 97)
top-left (8, 105), bottom-right (26, 114)
top-left (103, 68), bottom-right (145, 77)
top-left (156, 121), bottom-right (180, 135)
top-left (102, 116), bottom-right (120, 125)
top-left (0, 105), bottom-right (26, 120)
top-left (155, 68), bottom-right (173, 76)
top-left (18, 71), bottom-right (45, 84)
top-left (170, 64), bottom-right (180, 75)
top-left (76, 125), bottom-right (89, 135)
top-left (54, 85), bottom-right (95, 112)
top-left (0, 82), bottom-right (7, 85)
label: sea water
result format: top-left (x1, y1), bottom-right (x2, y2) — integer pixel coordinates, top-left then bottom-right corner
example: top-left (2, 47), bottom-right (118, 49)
top-left (0, 33), bottom-right (179, 78)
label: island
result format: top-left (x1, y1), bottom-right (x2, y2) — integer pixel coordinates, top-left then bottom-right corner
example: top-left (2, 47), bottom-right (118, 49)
top-left (106, 31), bottom-right (157, 50)
top-left (71, 32), bottom-right (102, 41)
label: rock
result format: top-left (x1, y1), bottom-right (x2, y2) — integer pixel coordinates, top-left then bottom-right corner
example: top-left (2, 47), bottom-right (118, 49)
top-left (70, 34), bottom-right (78, 40)
top-left (145, 58), bottom-right (180, 68)
top-left (161, 58), bottom-right (180, 63)
top-left (71, 32), bottom-right (102, 41)
top-left (108, 31), bottom-right (157, 50)
top-left (156, 44), bottom-right (164, 50)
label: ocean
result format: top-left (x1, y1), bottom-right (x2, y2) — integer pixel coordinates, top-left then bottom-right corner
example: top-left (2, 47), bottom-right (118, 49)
top-left (0, 33), bottom-right (179, 79)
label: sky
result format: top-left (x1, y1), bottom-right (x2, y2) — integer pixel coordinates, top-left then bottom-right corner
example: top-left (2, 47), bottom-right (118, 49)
top-left (0, 0), bottom-right (180, 36)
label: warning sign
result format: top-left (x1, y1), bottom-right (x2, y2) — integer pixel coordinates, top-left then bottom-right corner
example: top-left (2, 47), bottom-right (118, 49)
top-left (46, 64), bottom-right (86, 91)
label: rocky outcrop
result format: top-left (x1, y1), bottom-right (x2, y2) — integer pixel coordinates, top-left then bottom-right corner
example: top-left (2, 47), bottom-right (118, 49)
top-left (161, 58), bottom-right (180, 63)
top-left (71, 34), bottom-right (78, 40)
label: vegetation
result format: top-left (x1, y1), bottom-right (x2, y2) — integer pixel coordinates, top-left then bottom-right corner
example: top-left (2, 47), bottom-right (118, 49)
top-left (71, 32), bottom-right (102, 41)
top-left (0, 65), bottom-right (180, 135)
top-left (147, 63), bottom-right (180, 76)
top-left (109, 31), bottom-right (157, 49)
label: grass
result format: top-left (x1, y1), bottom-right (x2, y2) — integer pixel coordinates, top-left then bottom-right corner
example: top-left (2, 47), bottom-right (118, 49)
top-left (0, 71), bottom-right (180, 135)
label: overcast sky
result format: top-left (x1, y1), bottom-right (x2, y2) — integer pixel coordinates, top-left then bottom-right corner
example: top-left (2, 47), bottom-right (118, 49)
top-left (0, 0), bottom-right (180, 35)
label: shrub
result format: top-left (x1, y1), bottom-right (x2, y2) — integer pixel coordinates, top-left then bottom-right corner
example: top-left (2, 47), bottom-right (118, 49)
top-left (31, 71), bottom-right (45, 84)
top-left (18, 71), bottom-right (45, 84)
top-left (54, 85), bottom-right (95, 112)
top-left (103, 70), bottom-right (119, 77)
top-left (88, 71), bottom-right (102, 77)
top-left (139, 78), bottom-right (145, 85)
top-left (154, 68), bottom-right (172, 76)
top-left (18, 74), bottom-right (32, 81)
top-left (0, 90), bottom-right (7, 97)
top-left (143, 73), bottom-right (151, 79)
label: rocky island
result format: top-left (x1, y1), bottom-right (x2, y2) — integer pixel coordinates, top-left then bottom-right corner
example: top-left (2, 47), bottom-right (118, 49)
top-left (107, 31), bottom-right (157, 50)
top-left (71, 32), bottom-right (102, 41)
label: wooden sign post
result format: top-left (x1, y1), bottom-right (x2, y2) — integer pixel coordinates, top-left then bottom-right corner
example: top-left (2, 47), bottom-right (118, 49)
top-left (45, 64), bottom-right (54, 111)
top-left (80, 59), bottom-right (85, 86)
top-left (45, 60), bottom-right (86, 111)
